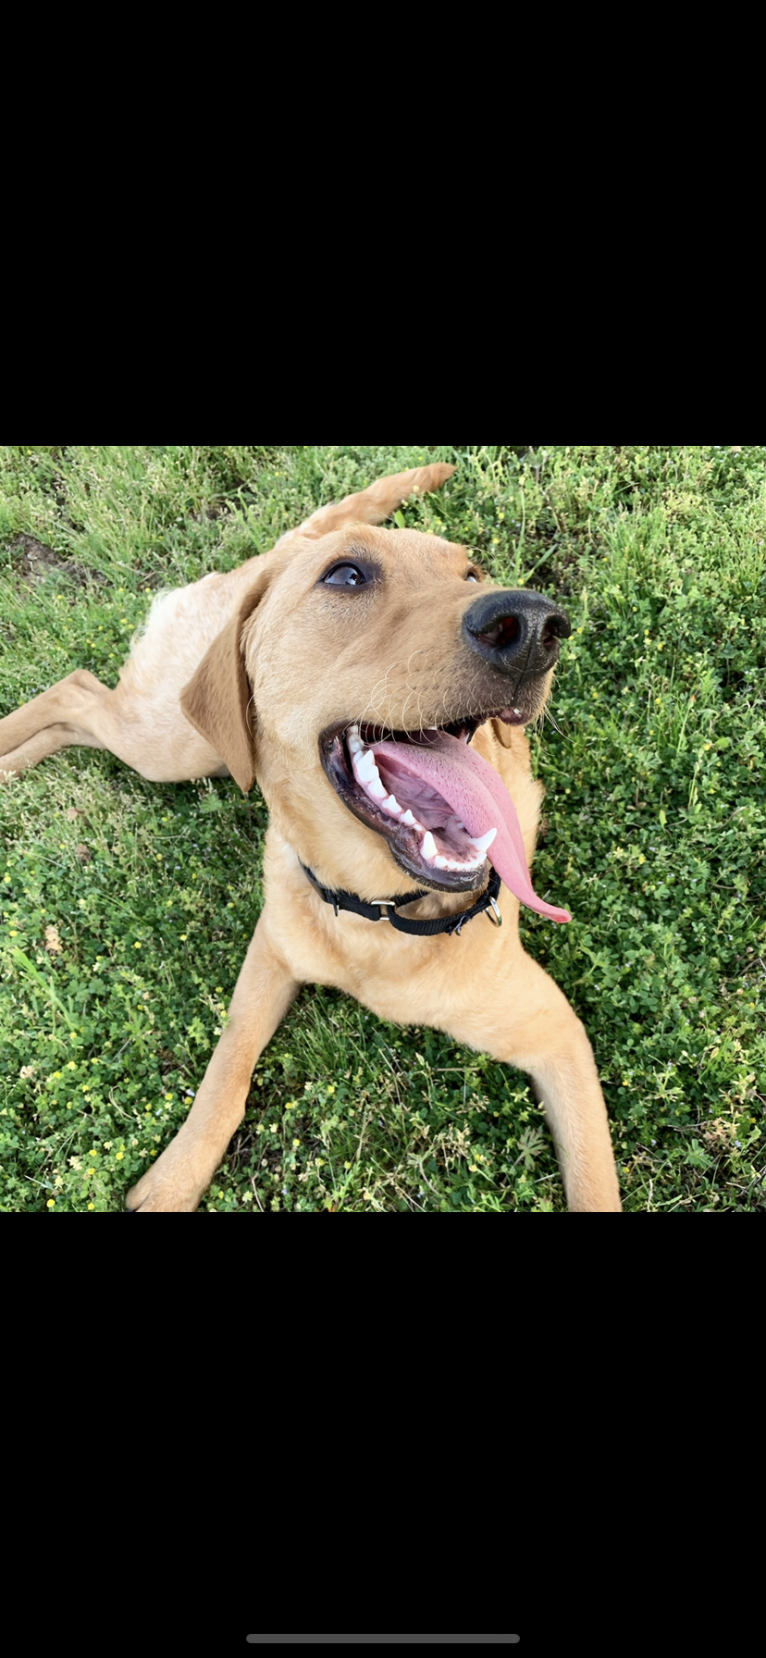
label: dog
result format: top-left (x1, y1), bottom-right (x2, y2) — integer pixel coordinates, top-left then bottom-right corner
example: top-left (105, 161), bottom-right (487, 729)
top-left (0, 463), bottom-right (621, 1211)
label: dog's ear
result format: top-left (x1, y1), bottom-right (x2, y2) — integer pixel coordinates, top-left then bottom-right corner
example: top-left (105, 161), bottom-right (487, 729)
top-left (180, 571), bottom-right (270, 794)
top-left (491, 716), bottom-right (523, 751)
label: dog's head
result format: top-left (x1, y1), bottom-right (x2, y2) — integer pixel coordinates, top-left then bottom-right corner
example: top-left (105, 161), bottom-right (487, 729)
top-left (181, 526), bottom-right (570, 909)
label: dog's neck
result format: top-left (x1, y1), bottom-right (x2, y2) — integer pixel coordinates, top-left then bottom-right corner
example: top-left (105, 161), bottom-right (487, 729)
top-left (287, 838), bottom-right (493, 923)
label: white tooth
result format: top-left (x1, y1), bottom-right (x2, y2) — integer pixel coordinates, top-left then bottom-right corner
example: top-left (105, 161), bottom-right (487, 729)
top-left (421, 831), bottom-right (437, 860)
top-left (454, 819), bottom-right (465, 830)
top-left (400, 809), bottom-right (417, 827)
top-left (354, 751), bottom-right (376, 782)
top-left (513, 708), bottom-right (521, 717)
top-left (434, 856), bottom-right (449, 869)
top-left (367, 778), bottom-right (387, 800)
top-left (383, 795), bottom-right (402, 814)
top-left (471, 827), bottom-right (498, 855)
top-left (348, 730), bottom-right (363, 755)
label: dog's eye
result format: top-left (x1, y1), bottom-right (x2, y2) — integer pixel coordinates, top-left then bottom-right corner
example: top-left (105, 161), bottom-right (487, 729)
top-left (323, 564), bottom-right (368, 587)
top-left (465, 570), bottom-right (480, 583)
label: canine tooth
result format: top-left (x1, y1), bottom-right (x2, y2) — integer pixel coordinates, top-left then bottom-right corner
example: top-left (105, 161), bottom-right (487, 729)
top-left (434, 855), bottom-right (448, 869)
top-left (354, 750), bottom-right (377, 782)
top-left (400, 809), bottom-right (417, 827)
top-left (384, 795), bottom-right (403, 814)
top-left (470, 827), bottom-right (497, 855)
top-left (421, 831), bottom-right (437, 860)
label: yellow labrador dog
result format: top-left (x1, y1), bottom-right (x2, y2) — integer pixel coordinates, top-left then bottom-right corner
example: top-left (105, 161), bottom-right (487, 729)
top-left (0, 464), bottom-right (621, 1212)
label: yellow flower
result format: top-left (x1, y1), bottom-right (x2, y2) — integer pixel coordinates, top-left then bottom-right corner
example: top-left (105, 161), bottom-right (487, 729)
top-left (292, 1138), bottom-right (300, 1148)
top-left (134, 942), bottom-right (142, 949)
top-left (88, 1203), bottom-right (95, 1210)
top-left (47, 1199), bottom-right (55, 1209)
top-left (89, 1149), bottom-right (97, 1157)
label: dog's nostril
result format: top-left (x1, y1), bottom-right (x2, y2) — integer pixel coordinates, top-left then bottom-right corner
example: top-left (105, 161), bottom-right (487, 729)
top-left (464, 589), bottom-right (571, 664)
top-left (472, 615), bottom-right (521, 650)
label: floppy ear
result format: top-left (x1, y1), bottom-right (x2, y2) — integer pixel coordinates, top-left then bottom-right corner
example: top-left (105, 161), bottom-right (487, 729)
top-left (180, 572), bottom-right (269, 794)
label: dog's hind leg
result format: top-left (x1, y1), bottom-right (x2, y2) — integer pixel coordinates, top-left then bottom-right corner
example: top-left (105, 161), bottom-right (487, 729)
top-left (0, 667), bottom-right (222, 784)
top-left (0, 671), bottom-right (111, 778)
top-left (275, 461), bottom-right (457, 546)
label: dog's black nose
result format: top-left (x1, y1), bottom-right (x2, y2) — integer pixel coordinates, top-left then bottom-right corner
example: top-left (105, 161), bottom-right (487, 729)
top-left (463, 588), bottom-right (571, 675)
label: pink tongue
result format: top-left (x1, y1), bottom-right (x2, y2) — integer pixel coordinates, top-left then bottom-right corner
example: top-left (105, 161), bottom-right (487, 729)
top-left (371, 732), bottom-right (571, 924)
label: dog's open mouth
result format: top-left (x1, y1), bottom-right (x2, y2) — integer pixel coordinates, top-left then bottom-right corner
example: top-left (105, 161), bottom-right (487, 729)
top-left (320, 713), bottom-right (571, 923)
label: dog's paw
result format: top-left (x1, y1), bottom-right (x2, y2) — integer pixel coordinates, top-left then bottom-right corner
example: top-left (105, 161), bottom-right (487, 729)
top-left (125, 1137), bottom-right (211, 1213)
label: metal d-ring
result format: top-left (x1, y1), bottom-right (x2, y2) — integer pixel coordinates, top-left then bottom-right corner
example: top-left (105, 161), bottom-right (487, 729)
top-left (485, 895), bottom-right (502, 926)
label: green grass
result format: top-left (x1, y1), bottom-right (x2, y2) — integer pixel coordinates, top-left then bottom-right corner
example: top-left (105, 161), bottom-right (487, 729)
top-left (1, 444), bottom-right (764, 1212)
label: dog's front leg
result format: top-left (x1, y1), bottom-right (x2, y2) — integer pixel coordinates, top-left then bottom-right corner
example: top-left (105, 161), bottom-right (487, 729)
top-left (446, 956), bottom-right (622, 1213)
top-left (126, 921), bottom-right (299, 1213)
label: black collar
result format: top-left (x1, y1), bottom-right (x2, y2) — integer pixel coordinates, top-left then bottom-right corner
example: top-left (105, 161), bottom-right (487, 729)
top-left (300, 862), bottom-right (502, 937)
